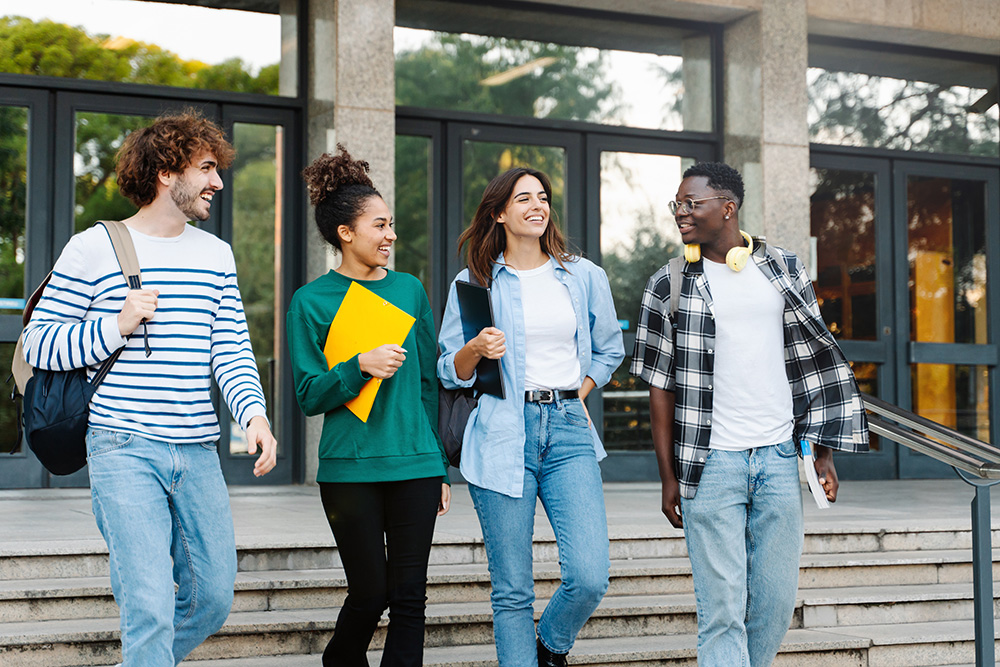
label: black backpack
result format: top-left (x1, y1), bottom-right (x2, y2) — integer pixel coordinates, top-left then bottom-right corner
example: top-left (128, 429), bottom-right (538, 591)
top-left (10, 221), bottom-right (143, 475)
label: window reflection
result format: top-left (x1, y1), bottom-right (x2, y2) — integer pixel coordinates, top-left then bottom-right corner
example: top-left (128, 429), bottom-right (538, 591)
top-left (808, 42), bottom-right (999, 156)
top-left (228, 123), bottom-right (283, 457)
top-left (599, 151), bottom-right (692, 453)
top-left (0, 105), bottom-right (28, 316)
top-left (809, 168), bottom-right (877, 340)
top-left (395, 28), bottom-right (712, 132)
top-left (74, 112), bottom-right (150, 233)
top-left (394, 135), bottom-right (433, 299)
top-left (911, 364), bottom-right (989, 443)
top-left (907, 177), bottom-right (987, 346)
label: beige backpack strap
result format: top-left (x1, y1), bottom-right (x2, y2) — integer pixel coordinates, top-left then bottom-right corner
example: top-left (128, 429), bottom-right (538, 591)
top-left (98, 220), bottom-right (141, 288)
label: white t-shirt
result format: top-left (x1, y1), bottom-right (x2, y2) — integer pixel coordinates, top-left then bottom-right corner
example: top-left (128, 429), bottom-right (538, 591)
top-left (516, 262), bottom-right (581, 391)
top-left (702, 257), bottom-right (793, 450)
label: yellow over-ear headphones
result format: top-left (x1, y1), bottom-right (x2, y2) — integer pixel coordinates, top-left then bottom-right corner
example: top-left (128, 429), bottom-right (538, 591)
top-left (684, 230), bottom-right (754, 272)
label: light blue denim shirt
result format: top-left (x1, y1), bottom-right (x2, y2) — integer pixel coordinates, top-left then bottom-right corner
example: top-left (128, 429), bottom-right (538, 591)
top-left (438, 254), bottom-right (625, 498)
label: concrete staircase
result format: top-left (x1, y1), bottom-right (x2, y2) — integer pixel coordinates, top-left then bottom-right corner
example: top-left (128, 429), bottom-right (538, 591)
top-left (1, 521), bottom-right (998, 666)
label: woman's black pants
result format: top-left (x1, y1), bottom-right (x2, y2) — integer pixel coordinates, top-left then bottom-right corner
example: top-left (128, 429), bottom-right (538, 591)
top-left (319, 477), bottom-right (441, 667)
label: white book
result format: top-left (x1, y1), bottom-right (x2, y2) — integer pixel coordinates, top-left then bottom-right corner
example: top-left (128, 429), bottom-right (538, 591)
top-left (801, 440), bottom-right (830, 509)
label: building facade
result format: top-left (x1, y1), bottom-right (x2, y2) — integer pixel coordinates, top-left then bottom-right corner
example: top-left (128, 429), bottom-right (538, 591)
top-left (0, 0), bottom-right (997, 487)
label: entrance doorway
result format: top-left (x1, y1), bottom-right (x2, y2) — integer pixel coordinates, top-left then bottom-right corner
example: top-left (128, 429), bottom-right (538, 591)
top-left (810, 150), bottom-right (999, 479)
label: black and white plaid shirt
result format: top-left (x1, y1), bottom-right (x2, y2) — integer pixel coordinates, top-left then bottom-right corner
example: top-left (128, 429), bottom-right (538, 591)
top-left (631, 243), bottom-right (869, 498)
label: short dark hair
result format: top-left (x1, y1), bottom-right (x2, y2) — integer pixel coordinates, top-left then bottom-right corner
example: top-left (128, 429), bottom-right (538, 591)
top-left (682, 162), bottom-right (745, 209)
top-left (116, 109), bottom-right (235, 208)
top-left (301, 144), bottom-right (381, 252)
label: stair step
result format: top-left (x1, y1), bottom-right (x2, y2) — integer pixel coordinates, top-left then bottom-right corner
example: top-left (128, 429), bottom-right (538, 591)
top-left (3, 550), bottom-right (998, 624)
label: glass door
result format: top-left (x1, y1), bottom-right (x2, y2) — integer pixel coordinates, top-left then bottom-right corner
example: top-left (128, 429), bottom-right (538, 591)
top-left (809, 154), bottom-right (896, 479)
top-left (215, 107), bottom-right (299, 485)
top-left (894, 162), bottom-right (999, 478)
top-left (0, 89), bottom-right (50, 489)
top-left (585, 134), bottom-right (713, 480)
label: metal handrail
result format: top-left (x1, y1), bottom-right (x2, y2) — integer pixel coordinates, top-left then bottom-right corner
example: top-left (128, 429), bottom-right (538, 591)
top-left (861, 393), bottom-right (996, 667)
top-left (863, 393), bottom-right (1000, 467)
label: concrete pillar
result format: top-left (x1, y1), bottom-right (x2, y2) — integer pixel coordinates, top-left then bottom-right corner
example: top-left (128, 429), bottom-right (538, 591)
top-left (302, 0), bottom-right (397, 483)
top-left (681, 33), bottom-right (714, 133)
top-left (723, 0), bottom-right (811, 263)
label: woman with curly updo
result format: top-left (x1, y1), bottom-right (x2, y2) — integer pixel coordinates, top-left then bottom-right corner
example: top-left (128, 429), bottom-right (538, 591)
top-left (287, 145), bottom-right (450, 666)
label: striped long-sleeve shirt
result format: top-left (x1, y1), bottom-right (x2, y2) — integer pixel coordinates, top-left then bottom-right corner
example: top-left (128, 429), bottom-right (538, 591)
top-left (23, 223), bottom-right (267, 444)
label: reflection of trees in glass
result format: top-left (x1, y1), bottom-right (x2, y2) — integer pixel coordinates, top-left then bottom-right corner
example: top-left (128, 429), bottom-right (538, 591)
top-left (601, 220), bottom-right (678, 451)
top-left (231, 124), bottom-right (278, 411)
top-left (75, 113), bottom-right (149, 232)
top-left (396, 33), bottom-right (617, 122)
top-left (0, 106), bottom-right (27, 303)
top-left (809, 168), bottom-right (876, 340)
top-left (808, 68), bottom-right (999, 156)
top-left (394, 135), bottom-right (431, 294)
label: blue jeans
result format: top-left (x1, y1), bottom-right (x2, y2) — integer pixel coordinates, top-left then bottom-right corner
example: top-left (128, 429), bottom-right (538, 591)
top-left (680, 440), bottom-right (804, 667)
top-left (86, 428), bottom-right (237, 666)
top-left (469, 399), bottom-right (610, 667)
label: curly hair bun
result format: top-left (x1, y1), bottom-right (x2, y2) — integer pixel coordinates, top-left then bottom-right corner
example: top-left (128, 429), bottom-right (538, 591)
top-left (301, 144), bottom-right (375, 207)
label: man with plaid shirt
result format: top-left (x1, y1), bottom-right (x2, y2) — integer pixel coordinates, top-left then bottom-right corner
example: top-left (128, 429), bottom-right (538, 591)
top-left (631, 162), bottom-right (868, 666)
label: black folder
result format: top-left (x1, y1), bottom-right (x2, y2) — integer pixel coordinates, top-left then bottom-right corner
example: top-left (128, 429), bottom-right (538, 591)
top-left (455, 280), bottom-right (505, 398)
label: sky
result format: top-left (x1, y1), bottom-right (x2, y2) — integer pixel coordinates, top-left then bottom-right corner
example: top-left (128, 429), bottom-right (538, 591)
top-left (4, 0), bottom-right (281, 71)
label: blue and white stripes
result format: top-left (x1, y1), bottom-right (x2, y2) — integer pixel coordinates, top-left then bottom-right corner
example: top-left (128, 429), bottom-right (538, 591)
top-left (23, 223), bottom-right (267, 444)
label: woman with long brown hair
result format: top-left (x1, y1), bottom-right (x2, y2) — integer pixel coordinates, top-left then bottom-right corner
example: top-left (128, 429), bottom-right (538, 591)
top-left (438, 166), bottom-right (624, 666)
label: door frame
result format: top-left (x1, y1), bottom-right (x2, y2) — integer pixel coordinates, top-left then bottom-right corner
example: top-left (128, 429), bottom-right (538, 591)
top-left (811, 145), bottom-right (1000, 479)
top-left (892, 160), bottom-right (1000, 478)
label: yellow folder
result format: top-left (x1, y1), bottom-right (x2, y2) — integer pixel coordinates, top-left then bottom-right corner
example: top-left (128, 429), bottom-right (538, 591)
top-left (323, 281), bottom-right (416, 422)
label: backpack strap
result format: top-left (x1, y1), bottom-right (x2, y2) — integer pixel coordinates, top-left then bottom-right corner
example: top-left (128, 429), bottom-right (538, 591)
top-left (99, 220), bottom-right (142, 290)
top-left (91, 221), bottom-right (148, 384)
top-left (668, 256), bottom-right (684, 320)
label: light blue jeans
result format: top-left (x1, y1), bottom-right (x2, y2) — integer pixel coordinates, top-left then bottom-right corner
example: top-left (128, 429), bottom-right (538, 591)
top-left (86, 428), bottom-right (237, 666)
top-left (680, 440), bottom-right (804, 667)
top-left (469, 399), bottom-right (610, 667)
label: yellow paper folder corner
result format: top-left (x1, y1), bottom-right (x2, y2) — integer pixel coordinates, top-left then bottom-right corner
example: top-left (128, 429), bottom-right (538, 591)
top-left (323, 281), bottom-right (416, 422)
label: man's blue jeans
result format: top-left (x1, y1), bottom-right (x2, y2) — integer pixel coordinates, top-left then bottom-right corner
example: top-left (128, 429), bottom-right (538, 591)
top-left (86, 428), bottom-right (237, 666)
top-left (679, 440), bottom-right (804, 667)
top-left (469, 399), bottom-right (610, 667)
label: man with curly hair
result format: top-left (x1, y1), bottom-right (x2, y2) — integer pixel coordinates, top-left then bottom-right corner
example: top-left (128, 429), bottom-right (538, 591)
top-left (23, 110), bottom-right (277, 666)
top-left (631, 162), bottom-right (868, 666)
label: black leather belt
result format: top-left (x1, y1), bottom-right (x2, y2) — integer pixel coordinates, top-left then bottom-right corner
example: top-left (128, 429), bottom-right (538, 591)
top-left (524, 389), bottom-right (579, 404)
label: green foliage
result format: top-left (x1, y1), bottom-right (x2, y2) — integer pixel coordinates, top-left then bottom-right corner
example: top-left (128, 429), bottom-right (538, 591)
top-left (396, 34), bottom-right (616, 121)
top-left (602, 220), bottom-right (678, 336)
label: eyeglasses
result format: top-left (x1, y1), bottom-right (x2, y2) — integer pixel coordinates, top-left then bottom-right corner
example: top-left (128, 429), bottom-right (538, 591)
top-left (668, 196), bottom-right (731, 217)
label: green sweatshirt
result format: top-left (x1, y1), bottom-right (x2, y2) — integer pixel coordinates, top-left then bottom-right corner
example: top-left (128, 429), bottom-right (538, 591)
top-left (287, 269), bottom-right (448, 483)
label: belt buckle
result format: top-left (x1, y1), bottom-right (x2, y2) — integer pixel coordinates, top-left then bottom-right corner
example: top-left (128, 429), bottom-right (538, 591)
top-left (537, 389), bottom-right (554, 404)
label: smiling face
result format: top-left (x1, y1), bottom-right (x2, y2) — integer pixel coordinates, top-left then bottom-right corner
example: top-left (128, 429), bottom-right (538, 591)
top-left (168, 151), bottom-right (223, 222)
top-left (496, 174), bottom-right (550, 244)
top-left (674, 175), bottom-right (735, 248)
top-left (338, 196), bottom-right (395, 277)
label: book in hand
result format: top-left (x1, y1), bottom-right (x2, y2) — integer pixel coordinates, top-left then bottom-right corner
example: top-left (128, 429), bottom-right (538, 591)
top-left (800, 440), bottom-right (831, 509)
top-left (455, 280), bottom-right (505, 398)
top-left (323, 281), bottom-right (416, 422)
